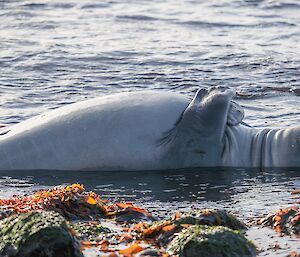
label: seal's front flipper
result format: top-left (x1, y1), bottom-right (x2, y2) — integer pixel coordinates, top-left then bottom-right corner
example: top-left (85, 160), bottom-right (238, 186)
top-left (159, 87), bottom-right (236, 146)
top-left (158, 87), bottom-right (237, 167)
top-left (181, 87), bottom-right (236, 134)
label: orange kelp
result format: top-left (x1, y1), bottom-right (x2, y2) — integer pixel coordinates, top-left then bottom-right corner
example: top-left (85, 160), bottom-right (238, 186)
top-left (0, 184), bottom-right (170, 256)
top-left (287, 251), bottom-right (300, 257)
top-left (0, 185), bottom-right (253, 257)
top-left (258, 206), bottom-right (300, 235)
top-left (0, 183), bottom-right (152, 222)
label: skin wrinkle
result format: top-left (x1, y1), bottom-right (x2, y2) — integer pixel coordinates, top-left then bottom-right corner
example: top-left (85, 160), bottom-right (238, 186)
top-left (250, 131), bottom-right (259, 167)
top-left (269, 128), bottom-right (299, 167)
top-left (260, 129), bottom-right (271, 168)
top-left (222, 126), bottom-right (239, 166)
top-left (232, 122), bottom-right (299, 167)
top-left (222, 129), bottom-right (230, 164)
top-left (221, 132), bottom-right (228, 162)
top-left (224, 125), bottom-right (276, 167)
top-left (265, 129), bottom-right (277, 167)
top-left (250, 129), bottom-right (272, 167)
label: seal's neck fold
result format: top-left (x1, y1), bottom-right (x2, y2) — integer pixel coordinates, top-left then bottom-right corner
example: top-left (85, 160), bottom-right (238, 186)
top-left (222, 125), bottom-right (256, 167)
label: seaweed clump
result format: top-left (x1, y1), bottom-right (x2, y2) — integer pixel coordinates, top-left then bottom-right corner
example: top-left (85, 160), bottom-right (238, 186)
top-left (138, 208), bottom-right (247, 246)
top-left (0, 183), bottom-right (153, 222)
top-left (258, 206), bottom-right (300, 235)
top-left (174, 209), bottom-right (246, 230)
top-left (0, 184), bottom-right (258, 257)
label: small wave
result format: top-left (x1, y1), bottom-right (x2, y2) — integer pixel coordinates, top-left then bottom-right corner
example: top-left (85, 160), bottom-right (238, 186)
top-left (116, 14), bottom-right (159, 21)
top-left (270, 32), bottom-right (300, 41)
top-left (50, 3), bottom-right (75, 9)
top-left (261, 1), bottom-right (300, 9)
top-left (19, 22), bottom-right (58, 30)
top-left (80, 3), bottom-right (110, 9)
top-left (0, 10), bottom-right (35, 18)
top-left (21, 3), bottom-right (47, 9)
top-left (237, 0), bottom-right (300, 9)
top-left (261, 86), bottom-right (300, 96)
top-left (259, 21), bottom-right (297, 28)
top-left (177, 20), bottom-right (296, 29)
top-left (21, 2), bottom-right (74, 9)
top-left (236, 86), bottom-right (300, 99)
top-left (177, 20), bottom-right (255, 28)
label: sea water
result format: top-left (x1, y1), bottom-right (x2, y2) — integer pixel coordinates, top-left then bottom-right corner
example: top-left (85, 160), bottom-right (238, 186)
top-left (0, 0), bottom-right (299, 126)
top-left (0, 0), bottom-right (299, 256)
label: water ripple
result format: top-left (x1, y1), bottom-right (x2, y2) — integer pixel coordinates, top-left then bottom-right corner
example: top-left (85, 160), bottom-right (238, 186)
top-left (0, 0), bottom-right (299, 129)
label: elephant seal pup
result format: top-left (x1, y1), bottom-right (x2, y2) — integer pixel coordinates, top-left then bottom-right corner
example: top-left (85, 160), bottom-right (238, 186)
top-left (0, 87), bottom-right (298, 170)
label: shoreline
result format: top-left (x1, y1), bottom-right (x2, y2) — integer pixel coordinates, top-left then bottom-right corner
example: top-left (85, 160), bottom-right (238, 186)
top-left (0, 183), bottom-right (299, 257)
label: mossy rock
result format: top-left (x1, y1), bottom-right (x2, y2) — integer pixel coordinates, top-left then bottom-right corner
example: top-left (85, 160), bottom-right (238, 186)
top-left (168, 225), bottom-right (257, 257)
top-left (69, 221), bottom-right (111, 241)
top-left (0, 211), bottom-right (83, 257)
top-left (144, 209), bottom-right (246, 246)
top-left (175, 209), bottom-right (246, 230)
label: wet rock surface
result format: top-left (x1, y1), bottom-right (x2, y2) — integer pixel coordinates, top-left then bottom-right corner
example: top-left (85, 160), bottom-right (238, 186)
top-left (168, 225), bottom-right (257, 257)
top-left (141, 208), bottom-right (247, 247)
top-left (0, 185), bottom-right (258, 257)
top-left (0, 211), bottom-right (83, 257)
top-left (2, 183), bottom-right (299, 256)
top-left (69, 221), bottom-right (111, 242)
top-left (174, 208), bottom-right (247, 230)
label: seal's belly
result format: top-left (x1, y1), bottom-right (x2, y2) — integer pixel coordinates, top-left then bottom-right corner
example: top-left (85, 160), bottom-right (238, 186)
top-left (0, 127), bottom-right (160, 170)
top-left (0, 92), bottom-right (189, 170)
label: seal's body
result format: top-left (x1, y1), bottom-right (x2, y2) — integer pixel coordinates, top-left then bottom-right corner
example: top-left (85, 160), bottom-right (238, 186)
top-left (0, 88), bottom-right (298, 170)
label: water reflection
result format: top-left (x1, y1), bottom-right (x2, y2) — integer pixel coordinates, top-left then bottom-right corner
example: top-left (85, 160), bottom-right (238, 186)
top-left (0, 168), bottom-right (299, 206)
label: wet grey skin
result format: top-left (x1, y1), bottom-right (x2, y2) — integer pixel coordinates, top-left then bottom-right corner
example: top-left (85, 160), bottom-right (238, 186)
top-left (0, 87), bottom-right (299, 170)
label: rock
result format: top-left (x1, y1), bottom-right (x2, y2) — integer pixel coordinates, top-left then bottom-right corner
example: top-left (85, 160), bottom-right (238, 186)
top-left (69, 221), bottom-right (111, 241)
top-left (168, 225), bottom-right (257, 257)
top-left (0, 211), bottom-right (83, 257)
top-left (142, 209), bottom-right (247, 247)
top-left (137, 249), bottom-right (161, 256)
top-left (174, 209), bottom-right (246, 230)
top-left (115, 208), bottom-right (155, 223)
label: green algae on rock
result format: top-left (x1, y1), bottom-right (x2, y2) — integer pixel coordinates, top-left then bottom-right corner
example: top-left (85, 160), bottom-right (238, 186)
top-left (142, 209), bottom-right (247, 247)
top-left (174, 209), bottom-right (246, 230)
top-left (0, 211), bottom-right (83, 257)
top-left (69, 221), bottom-right (111, 242)
top-left (0, 185), bottom-right (257, 257)
top-left (168, 225), bottom-right (257, 257)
